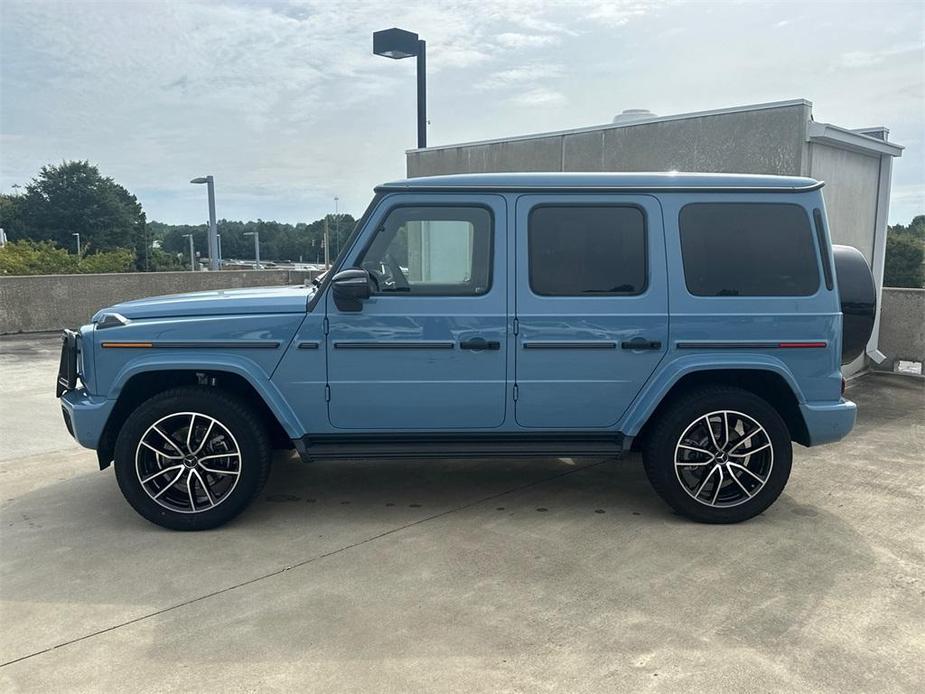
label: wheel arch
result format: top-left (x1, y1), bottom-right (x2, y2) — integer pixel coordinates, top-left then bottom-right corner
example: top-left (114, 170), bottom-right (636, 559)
top-left (627, 363), bottom-right (810, 450)
top-left (96, 366), bottom-right (298, 470)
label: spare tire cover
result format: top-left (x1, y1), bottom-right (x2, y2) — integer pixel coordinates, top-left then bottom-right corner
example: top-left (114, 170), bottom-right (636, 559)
top-left (833, 245), bottom-right (876, 365)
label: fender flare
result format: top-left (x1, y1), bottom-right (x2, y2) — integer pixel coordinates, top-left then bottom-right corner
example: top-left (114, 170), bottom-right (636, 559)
top-left (620, 354), bottom-right (807, 438)
top-left (107, 354), bottom-right (303, 438)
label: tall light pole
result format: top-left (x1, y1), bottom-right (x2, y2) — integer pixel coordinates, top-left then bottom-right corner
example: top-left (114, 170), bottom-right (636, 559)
top-left (373, 28), bottom-right (427, 148)
top-left (334, 195), bottom-right (339, 258)
top-left (190, 176), bottom-right (219, 270)
top-left (72, 232), bottom-right (81, 257)
top-left (323, 217), bottom-right (330, 270)
top-left (183, 233), bottom-right (195, 271)
top-left (216, 233), bottom-right (222, 269)
top-left (244, 231), bottom-right (261, 269)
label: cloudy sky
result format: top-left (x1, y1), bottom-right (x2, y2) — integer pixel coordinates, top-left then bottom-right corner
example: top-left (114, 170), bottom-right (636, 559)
top-left (1, 0), bottom-right (922, 225)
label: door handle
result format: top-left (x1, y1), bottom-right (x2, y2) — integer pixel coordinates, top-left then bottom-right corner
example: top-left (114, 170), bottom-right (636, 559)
top-left (459, 337), bottom-right (501, 351)
top-left (621, 338), bottom-right (662, 350)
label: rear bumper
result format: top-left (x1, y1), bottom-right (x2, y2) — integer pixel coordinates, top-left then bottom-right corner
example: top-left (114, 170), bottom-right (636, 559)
top-left (800, 398), bottom-right (857, 446)
top-left (60, 388), bottom-right (114, 450)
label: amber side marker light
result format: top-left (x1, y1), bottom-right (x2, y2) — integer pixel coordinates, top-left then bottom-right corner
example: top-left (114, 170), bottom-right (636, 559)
top-left (101, 342), bottom-right (153, 348)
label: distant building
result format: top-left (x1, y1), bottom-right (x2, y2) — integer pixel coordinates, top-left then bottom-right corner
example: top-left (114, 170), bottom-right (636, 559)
top-left (405, 99), bottom-right (904, 374)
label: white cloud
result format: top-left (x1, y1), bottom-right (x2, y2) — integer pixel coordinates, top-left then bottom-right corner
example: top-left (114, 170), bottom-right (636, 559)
top-left (496, 32), bottom-right (561, 48)
top-left (510, 87), bottom-right (567, 107)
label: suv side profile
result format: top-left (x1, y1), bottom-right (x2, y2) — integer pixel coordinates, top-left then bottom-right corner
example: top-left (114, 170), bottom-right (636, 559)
top-left (57, 173), bottom-right (876, 530)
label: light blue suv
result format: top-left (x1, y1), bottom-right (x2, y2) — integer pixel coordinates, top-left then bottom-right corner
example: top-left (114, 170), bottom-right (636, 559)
top-left (57, 173), bottom-right (876, 529)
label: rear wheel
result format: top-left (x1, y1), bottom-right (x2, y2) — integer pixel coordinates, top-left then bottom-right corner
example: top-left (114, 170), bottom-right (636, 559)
top-left (642, 386), bottom-right (792, 523)
top-left (113, 386), bottom-right (271, 530)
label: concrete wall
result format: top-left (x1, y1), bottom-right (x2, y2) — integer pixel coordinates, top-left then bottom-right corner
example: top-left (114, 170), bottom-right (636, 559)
top-left (809, 144), bottom-right (881, 261)
top-left (876, 288), bottom-right (925, 370)
top-left (0, 270), bottom-right (315, 334)
top-left (407, 102), bottom-right (811, 177)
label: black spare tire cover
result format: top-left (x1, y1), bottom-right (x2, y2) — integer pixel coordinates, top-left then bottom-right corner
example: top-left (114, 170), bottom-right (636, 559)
top-left (833, 245), bottom-right (876, 365)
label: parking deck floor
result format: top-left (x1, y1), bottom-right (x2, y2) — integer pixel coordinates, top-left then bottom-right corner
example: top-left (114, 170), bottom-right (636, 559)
top-left (1, 334), bottom-right (922, 692)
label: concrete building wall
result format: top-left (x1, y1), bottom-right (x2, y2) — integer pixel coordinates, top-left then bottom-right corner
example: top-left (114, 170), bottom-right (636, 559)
top-left (407, 102), bottom-right (811, 178)
top-left (809, 144), bottom-right (881, 261)
top-left (876, 288), bottom-right (925, 370)
top-left (0, 270), bottom-right (315, 334)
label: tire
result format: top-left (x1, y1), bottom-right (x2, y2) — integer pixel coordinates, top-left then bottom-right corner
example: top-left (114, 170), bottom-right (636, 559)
top-left (642, 386), bottom-right (792, 524)
top-left (113, 385), bottom-right (271, 530)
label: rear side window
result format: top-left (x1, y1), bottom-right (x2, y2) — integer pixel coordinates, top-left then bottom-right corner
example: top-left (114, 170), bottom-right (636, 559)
top-left (679, 203), bottom-right (820, 296)
top-left (529, 206), bottom-right (646, 295)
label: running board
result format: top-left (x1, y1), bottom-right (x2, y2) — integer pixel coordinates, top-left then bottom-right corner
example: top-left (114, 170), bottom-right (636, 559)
top-left (293, 433), bottom-right (625, 462)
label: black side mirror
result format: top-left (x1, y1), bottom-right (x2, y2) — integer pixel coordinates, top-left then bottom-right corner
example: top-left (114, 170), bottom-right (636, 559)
top-left (331, 268), bottom-right (374, 312)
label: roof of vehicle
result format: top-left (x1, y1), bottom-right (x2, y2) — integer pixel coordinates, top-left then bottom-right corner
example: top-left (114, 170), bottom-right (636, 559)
top-left (377, 172), bottom-right (823, 193)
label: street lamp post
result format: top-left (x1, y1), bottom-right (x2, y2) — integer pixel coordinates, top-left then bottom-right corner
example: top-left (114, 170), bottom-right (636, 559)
top-left (244, 231), bottom-right (261, 270)
top-left (373, 27), bottom-right (427, 148)
top-left (72, 232), bottom-right (81, 258)
top-left (183, 233), bottom-right (195, 271)
top-left (190, 176), bottom-right (219, 270)
top-left (216, 233), bottom-right (222, 269)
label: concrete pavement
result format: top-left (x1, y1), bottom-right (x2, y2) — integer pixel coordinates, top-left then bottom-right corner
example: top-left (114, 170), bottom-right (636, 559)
top-left (1, 335), bottom-right (922, 692)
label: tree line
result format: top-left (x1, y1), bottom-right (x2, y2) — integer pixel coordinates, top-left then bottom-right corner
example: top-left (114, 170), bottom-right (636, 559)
top-left (0, 161), bottom-right (355, 274)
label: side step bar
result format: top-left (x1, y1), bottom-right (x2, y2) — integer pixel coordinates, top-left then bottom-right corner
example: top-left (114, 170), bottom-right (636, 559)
top-left (294, 433), bottom-right (625, 462)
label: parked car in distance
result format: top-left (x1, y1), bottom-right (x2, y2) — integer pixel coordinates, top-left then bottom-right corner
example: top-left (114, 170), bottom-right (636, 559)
top-left (57, 173), bottom-right (876, 530)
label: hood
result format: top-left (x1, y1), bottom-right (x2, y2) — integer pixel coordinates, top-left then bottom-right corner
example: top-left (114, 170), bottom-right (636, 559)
top-left (93, 285), bottom-right (316, 321)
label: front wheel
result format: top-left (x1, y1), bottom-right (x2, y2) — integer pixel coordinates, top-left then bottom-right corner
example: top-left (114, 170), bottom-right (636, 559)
top-left (642, 386), bottom-right (792, 523)
top-left (113, 386), bottom-right (271, 530)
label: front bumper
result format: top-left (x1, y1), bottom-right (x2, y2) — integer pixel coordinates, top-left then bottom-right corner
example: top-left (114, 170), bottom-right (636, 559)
top-left (800, 398), bottom-right (858, 446)
top-left (60, 387), bottom-right (114, 450)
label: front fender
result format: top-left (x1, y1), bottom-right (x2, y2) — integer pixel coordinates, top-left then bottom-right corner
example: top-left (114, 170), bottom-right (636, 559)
top-left (108, 354), bottom-right (303, 438)
top-left (619, 353), bottom-right (806, 437)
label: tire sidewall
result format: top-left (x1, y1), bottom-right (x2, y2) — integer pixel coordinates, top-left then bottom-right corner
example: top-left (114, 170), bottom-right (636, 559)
top-left (114, 387), bottom-right (269, 530)
top-left (644, 388), bottom-right (793, 523)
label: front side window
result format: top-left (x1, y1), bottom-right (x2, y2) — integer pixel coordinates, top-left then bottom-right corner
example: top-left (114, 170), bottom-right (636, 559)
top-left (528, 205), bottom-right (647, 296)
top-left (359, 206), bottom-right (492, 296)
top-left (679, 203), bottom-right (820, 296)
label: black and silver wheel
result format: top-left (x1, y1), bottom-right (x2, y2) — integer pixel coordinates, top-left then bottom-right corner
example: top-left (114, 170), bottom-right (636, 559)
top-left (114, 386), bottom-right (271, 530)
top-left (642, 386), bottom-right (792, 523)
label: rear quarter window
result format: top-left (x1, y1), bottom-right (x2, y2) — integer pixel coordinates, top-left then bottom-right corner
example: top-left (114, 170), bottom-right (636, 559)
top-left (679, 203), bottom-right (820, 297)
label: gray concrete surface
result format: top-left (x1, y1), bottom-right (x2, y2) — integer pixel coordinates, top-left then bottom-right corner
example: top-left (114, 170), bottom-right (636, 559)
top-left (0, 335), bottom-right (922, 693)
top-left (0, 269), bottom-right (316, 335)
top-left (878, 287), bottom-right (925, 370)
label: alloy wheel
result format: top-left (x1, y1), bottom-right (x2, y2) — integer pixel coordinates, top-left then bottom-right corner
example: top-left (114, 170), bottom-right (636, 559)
top-left (135, 412), bottom-right (242, 514)
top-left (673, 409), bottom-right (774, 508)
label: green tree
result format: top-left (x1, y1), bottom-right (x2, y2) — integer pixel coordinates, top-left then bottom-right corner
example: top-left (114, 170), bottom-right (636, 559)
top-left (9, 161), bottom-right (147, 264)
top-left (884, 215), bottom-right (925, 288)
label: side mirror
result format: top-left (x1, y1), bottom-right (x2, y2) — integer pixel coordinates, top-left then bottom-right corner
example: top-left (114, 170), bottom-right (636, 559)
top-left (331, 268), bottom-right (374, 312)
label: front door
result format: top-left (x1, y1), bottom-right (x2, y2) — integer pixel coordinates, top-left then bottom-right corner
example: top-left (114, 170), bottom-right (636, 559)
top-left (326, 194), bottom-right (507, 430)
top-left (514, 195), bottom-right (668, 428)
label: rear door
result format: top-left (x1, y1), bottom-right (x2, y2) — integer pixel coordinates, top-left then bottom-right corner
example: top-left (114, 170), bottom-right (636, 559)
top-left (513, 194), bottom-right (668, 428)
top-left (326, 194), bottom-right (508, 430)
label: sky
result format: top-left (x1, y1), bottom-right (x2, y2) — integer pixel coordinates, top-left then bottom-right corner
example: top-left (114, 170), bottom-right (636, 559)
top-left (1, 0), bottom-right (923, 225)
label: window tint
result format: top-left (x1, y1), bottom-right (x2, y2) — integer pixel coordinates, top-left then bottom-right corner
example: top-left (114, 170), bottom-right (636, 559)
top-left (360, 206), bottom-right (492, 296)
top-left (528, 206), bottom-right (646, 296)
top-left (679, 203), bottom-right (820, 297)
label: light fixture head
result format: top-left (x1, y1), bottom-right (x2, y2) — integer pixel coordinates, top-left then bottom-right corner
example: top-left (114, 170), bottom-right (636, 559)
top-left (190, 177), bottom-right (208, 184)
top-left (373, 28), bottom-right (419, 59)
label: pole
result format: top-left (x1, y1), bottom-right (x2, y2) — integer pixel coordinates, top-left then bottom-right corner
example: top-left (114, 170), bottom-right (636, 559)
top-left (206, 176), bottom-right (218, 271)
top-left (253, 231), bottom-right (261, 270)
top-left (416, 39), bottom-right (426, 149)
top-left (73, 233), bottom-right (81, 257)
top-left (324, 217), bottom-right (330, 270)
top-left (334, 196), bottom-right (339, 259)
top-left (187, 234), bottom-right (195, 271)
top-left (217, 234), bottom-right (222, 269)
